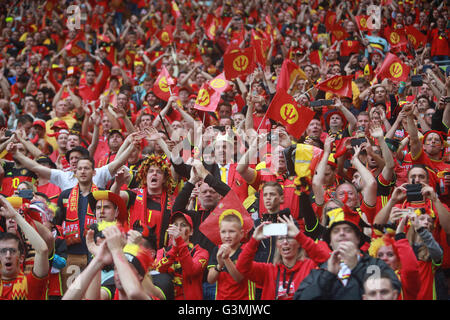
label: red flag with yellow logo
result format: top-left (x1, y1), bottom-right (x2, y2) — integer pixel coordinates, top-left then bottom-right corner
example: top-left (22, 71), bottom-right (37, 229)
top-left (199, 190), bottom-right (254, 246)
top-left (315, 75), bottom-right (353, 98)
top-left (171, 1), bottom-right (181, 19)
top-left (324, 11), bottom-right (337, 30)
top-left (156, 25), bottom-right (174, 47)
top-left (267, 88), bottom-right (316, 139)
top-left (330, 24), bottom-right (350, 41)
top-left (223, 47), bottom-right (256, 80)
top-left (276, 58), bottom-right (308, 91)
top-left (65, 41), bottom-right (88, 57)
top-left (208, 72), bottom-right (230, 93)
top-left (405, 26), bottom-right (427, 49)
top-left (251, 29), bottom-right (270, 67)
top-left (376, 53), bottom-right (410, 82)
top-left (205, 14), bottom-right (220, 41)
top-left (355, 15), bottom-right (369, 32)
top-left (339, 39), bottom-right (362, 57)
top-left (385, 28), bottom-right (408, 47)
top-left (193, 83), bottom-right (221, 112)
top-left (152, 66), bottom-right (175, 101)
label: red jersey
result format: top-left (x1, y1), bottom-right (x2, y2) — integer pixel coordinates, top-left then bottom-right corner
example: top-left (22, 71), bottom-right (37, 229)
top-left (155, 238), bottom-right (208, 300)
top-left (96, 152), bottom-right (117, 168)
top-left (236, 235), bottom-right (320, 300)
top-left (208, 244), bottom-right (255, 300)
top-left (428, 28), bottom-right (450, 57)
top-left (252, 113), bottom-right (272, 133)
top-left (0, 162), bottom-right (37, 197)
top-left (0, 272), bottom-right (48, 300)
top-left (78, 65), bottom-right (109, 103)
top-left (94, 136), bottom-right (110, 167)
top-left (36, 182), bottom-right (62, 204)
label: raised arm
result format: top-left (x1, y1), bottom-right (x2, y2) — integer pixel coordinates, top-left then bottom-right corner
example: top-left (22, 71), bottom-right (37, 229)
top-left (335, 99), bottom-right (357, 134)
top-left (350, 144), bottom-right (377, 208)
top-left (369, 124), bottom-right (395, 183)
top-left (0, 196), bottom-right (48, 278)
top-left (312, 136), bottom-right (334, 206)
top-left (104, 225), bottom-right (151, 300)
top-left (404, 103), bottom-right (422, 159)
top-left (236, 135), bottom-right (259, 184)
top-left (7, 143), bottom-right (51, 180)
top-left (63, 230), bottom-right (112, 300)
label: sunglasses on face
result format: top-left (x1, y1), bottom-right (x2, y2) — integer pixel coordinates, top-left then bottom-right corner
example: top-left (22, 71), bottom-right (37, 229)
top-left (0, 248), bottom-right (18, 256)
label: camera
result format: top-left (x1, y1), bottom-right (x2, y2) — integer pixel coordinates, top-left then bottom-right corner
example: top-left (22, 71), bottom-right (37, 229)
top-left (310, 99), bottom-right (334, 107)
top-left (350, 137), bottom-right (367, 147)
top-left (261, 210), bottom-right (290, 223)
top-left (422, 65), bottom-right (432, 73)
top-left (405, 184), bottom-right (423, 202)
top-left (17, 189), bottom-right (34, 200)
top-left (411, 75), bottom-right (423, 87)
top-left (263, 223), bottom-right (287, 237)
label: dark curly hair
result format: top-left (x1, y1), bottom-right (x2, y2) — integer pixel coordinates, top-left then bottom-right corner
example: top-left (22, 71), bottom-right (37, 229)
top-left (136, 154), bottom-right (177, 194)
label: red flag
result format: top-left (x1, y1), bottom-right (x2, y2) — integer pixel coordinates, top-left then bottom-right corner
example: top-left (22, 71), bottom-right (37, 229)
top-left (385, 28), bottom-right (408, 47)
top-left (208, 72), bottom-right (230, 93)
top-left (205, 14), bottom-right (220, 41)
top-left (199, 191), bottom-right (253, 246)
top-left (171, 1), bottom-right (181, 19)
top-left (276, 59), bottom-right (308, 91)
top-left (223, 47), bottom-right (256, 80)
top-left (309, 50), bottom-right (322, 66)
top-left (330, 24), bottom-right (350, 41)
top-left (355, 15), bottom-right (369, 32)
top-left (340, 39), bottom-right (361, 57)
top-left (267, 89), bottom-right (316, 139)
top-left (156, 26), bottom-right (174, 47)
top-left (65, 41), bottom-right (88, 57)
top-left (315, 75), bottom-right (353, 98)
top-left (324, 11), bottom-right (337, 30)
top-left (152, 66), bottom-right (175, 101)
top-left (265, 15), bottom-right (277, 39)
top-left (193, 83), bottom-right (221, 112)
top-left (251, 30), bottom-right (270, 67)
top-left (376, 53), bottom-right (410, 82)
top-left (405, 26), bottom-right (427, 49)
top-left (225, 28), bottom-right (246, 54)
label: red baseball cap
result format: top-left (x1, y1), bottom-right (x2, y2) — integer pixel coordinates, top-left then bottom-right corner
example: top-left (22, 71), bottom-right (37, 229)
top-left (50, 120), bottom-right (69, 131)
top-left (32, 119), bottom-right (46, 129)
top-left (170, 211), bottom-right (193, 229)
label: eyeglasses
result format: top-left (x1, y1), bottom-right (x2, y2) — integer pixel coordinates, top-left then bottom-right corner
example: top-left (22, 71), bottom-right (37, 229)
top-left (0, 248), bottom-right (18, 256)
top-left (425, 113), bottom-right (434, 117)
top-left (277, 236), bottom-right (295, 242)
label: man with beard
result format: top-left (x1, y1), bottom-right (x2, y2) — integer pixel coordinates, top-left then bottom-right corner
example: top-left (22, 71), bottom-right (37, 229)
top-left (97, 129), bottom-right (125, 168)
top-left (78, 65), bottom-right (110, 103)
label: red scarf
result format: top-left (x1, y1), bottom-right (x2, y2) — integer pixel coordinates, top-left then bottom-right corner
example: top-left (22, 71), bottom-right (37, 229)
top-left (63, 184), bottom-right (98, 245)
top-left (129, 188), bottom-right (172, 249)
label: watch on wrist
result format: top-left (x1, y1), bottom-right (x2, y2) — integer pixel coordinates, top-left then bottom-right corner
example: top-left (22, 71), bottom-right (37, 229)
top-left (214, 265), bottom-right (223, 272)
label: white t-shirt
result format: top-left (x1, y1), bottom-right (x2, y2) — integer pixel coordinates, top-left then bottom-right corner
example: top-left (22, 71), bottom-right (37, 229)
top-left (50, 165), bottom-right (113, 191)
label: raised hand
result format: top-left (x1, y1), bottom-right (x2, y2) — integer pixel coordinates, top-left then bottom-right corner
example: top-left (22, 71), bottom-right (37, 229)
top-left (278, 214), bottom-right (300, 238)
top-left (369, 123), bottom-right (384, 139)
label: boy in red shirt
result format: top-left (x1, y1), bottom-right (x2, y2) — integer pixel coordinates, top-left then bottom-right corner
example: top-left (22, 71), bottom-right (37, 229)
top-left (207, 214), bottom-right (255, 300)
